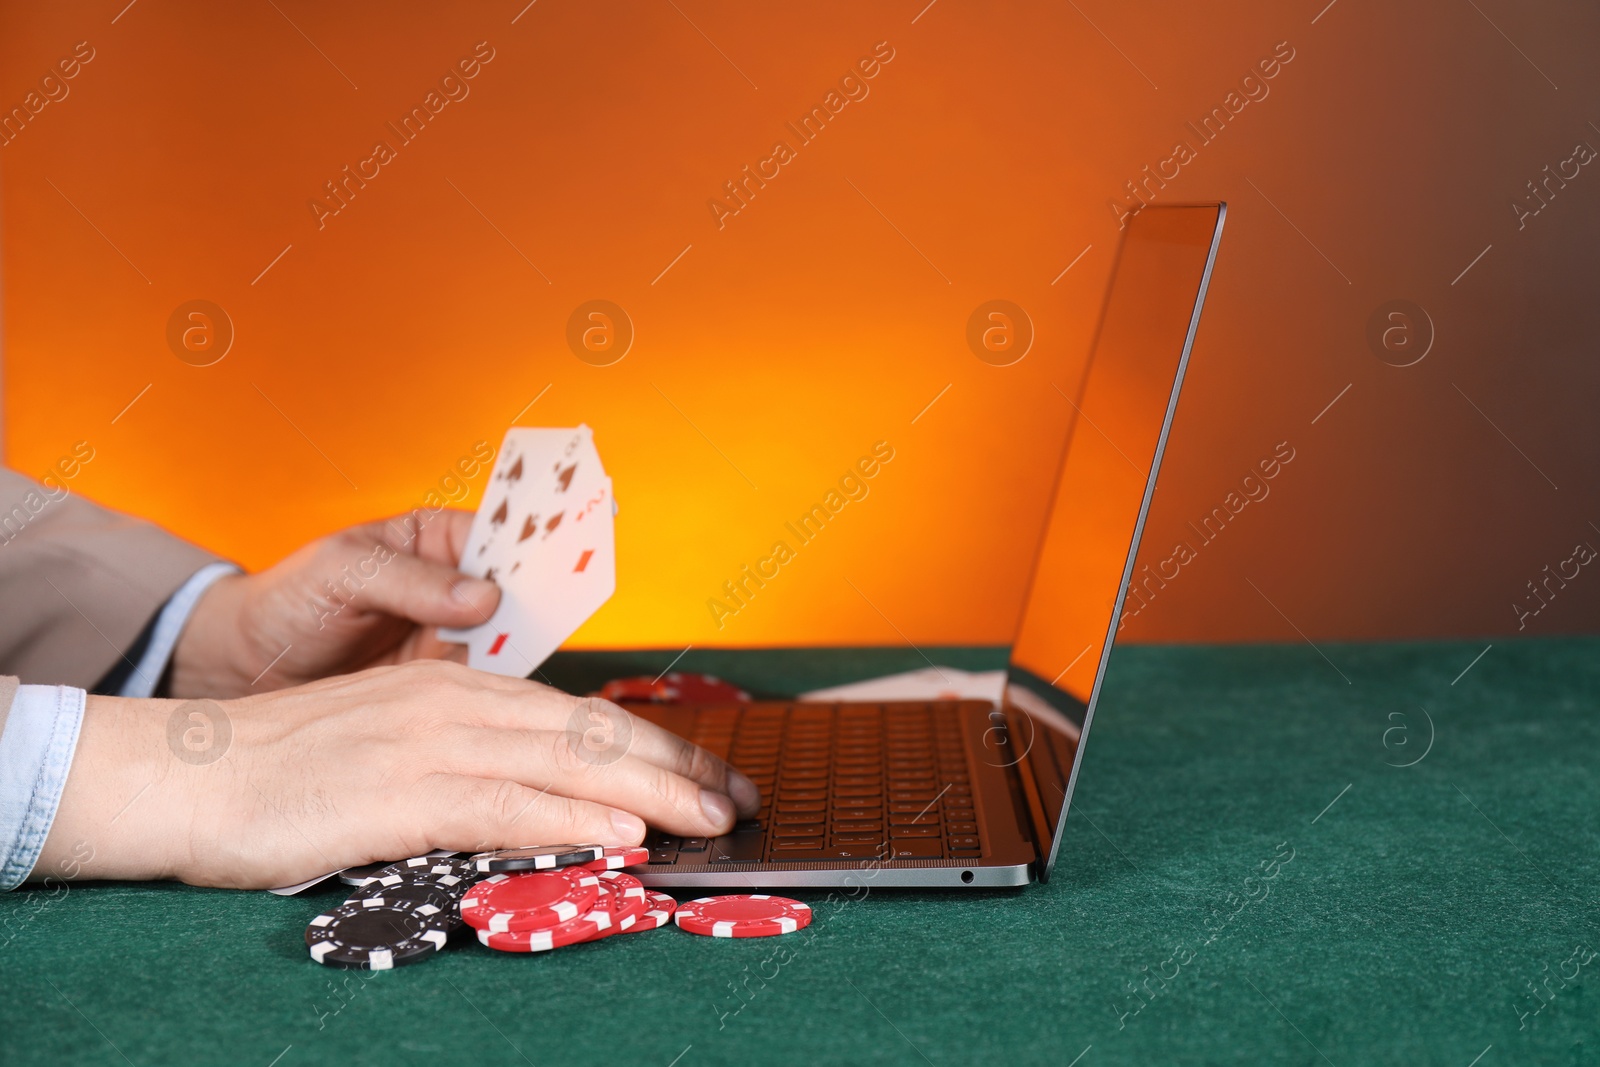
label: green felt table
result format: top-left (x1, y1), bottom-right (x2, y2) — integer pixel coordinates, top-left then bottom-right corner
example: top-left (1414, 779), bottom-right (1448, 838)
top-left (4, 638), bottom-right (1597, 1066)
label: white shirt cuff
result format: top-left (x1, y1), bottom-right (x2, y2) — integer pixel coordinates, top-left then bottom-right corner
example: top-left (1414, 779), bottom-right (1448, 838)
top-left (117, 562), bottom-right (240, 699)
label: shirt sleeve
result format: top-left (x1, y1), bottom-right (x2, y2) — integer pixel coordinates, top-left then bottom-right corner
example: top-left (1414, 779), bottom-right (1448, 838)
top-left (115, 562), bottom-right (240, 699)
top-left (0, 680), bottom-right (86, 890)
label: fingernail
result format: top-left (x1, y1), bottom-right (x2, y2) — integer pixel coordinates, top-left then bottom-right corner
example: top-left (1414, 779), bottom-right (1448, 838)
top-left (699, 789), bottom-right (735, 831)
top-left (610, 810), bottom-right (645, 843)
top-left (726, 771), bottom-right (761, 816)
top-left (452, 577), bottom-right (498, 603)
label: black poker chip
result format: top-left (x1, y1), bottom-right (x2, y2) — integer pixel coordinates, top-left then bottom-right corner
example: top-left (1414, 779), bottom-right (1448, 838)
top-left (339, 852), bottom-right (465, 887)
top-left (336, 861), bottom-right (390, 888)
top-left (305, 898), bottom-right (453, 969)
top-left (348, 875), bottom-right (462, 918)
top-left (471, 844), bottom-right (605, 873)
top-left (375, 856), bottom-right (478, 888)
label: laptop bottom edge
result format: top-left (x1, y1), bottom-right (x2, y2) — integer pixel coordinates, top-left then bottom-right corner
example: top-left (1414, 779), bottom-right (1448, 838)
top-left (633, 861), bottom-right (1032, 889)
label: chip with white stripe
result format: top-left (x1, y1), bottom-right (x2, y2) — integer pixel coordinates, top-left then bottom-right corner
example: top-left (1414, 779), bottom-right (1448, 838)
top-left (305, 898), bottom-right (453, 969)
top-left (673, 894), bottom-right (812, 938)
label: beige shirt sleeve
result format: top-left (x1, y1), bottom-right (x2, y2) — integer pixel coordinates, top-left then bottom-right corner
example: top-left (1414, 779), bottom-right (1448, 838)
top-left (0, 468), bottom-right (220, 688)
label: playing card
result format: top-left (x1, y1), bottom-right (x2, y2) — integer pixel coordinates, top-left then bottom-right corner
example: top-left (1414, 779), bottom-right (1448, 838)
top-left (456, 477), bottom-right (617, 677)
top-left (265, 849), bottom-right (460, 896)
top-left (442, 426), bottom-right (604, 595)
top-left (799, 667), bottom-right (1007, 705)
top-left (439, 426), bottom-right (617, 676)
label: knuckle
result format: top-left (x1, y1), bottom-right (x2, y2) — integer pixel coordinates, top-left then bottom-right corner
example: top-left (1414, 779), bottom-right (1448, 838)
top-left (654, 766), bottom-right (702, 817)
top-left (681, 741), bottom-right (724, 785)
top-left (561, 699), bottom-right (633, 766)
top-left (541, 792), bottom-right (586, 834)
top-left (485, 778), bottom-right (531, 830)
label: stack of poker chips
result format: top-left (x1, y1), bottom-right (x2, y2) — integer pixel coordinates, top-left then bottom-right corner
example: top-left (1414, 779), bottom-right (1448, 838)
top-left (304, 844), bottom-right (814, 969)
top-left (305, 855), bottom-right (478, 970)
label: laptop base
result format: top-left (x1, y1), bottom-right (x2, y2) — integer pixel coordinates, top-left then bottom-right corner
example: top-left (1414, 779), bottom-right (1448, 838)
top-left (626, 701), bottom-right (1038, 889)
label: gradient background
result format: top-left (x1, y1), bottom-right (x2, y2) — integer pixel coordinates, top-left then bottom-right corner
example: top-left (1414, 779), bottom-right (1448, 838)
top-left (2, 0), bottom-right (1596, 651)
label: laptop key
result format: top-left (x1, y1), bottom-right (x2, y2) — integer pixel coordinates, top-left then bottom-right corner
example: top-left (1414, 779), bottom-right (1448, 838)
top-left (890, 825), bottom-right (940, 838)
top-left (777, 800), bottom-right (825, 813)
top-left (834, 833), bottom-right (884, 845)
top-left (678, 837), bottom-right (708, 852)
top-left (949, 822), bottom-right (978, 834)
top-left (948, 836), bottom-right (980, 849)
top-left (708, 829), bottom-right (766, 863)
top-left (771, 845), bottom-right (886, 861)
top-left (778, 789), bottom-right (827, 802)
top-left (774, 823), bottom-right (824, 838)
top-left (832, 808), bottom-right (883, 822)
top-left (890, 813), bottom-right (938, 826)
top-left (890, 840), bottom-right (943, 859)
top-left (774, 810), bottom-right (822, 825)
top-left (771, 837), bottom-right (824, 850)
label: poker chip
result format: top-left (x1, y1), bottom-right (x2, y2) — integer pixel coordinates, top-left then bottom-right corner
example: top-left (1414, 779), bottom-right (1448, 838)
top-left (580, 846), bottom-right (651, 871)
top-left (459, 869), bottom-right (601, 934)
top-left (572, 874), bottom-right (645, 942)
top-left (349, 874), bottom-right (459, 915)
top-left (674, 895), bottom-right (812, 938)
top-left (471, 844), bottom-right (605, 873)
top-left (337, 861), bottom-right (389, 888)
top-left (340, 851), bottom-right (462, 887)
top-left (476, 896), bottom-right (613, 953)
top-left (375, 856), bottom-right (476, 885)
top-left (306, 898), bottom-right (453, 969)
top-left (619, 890), bottom-right (678, 934)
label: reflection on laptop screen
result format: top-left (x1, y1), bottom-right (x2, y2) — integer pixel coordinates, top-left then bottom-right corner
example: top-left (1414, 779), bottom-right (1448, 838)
top-left (1001, 204), bottom-right (1225, 879)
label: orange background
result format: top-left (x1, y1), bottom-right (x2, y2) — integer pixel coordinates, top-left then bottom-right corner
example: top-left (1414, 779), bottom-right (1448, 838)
top-left (3, 0), bottom-right (1597, 649)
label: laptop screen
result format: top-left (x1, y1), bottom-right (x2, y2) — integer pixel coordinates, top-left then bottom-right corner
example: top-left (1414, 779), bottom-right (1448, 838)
top-left (1000, 203), bottom-right (1225, 880)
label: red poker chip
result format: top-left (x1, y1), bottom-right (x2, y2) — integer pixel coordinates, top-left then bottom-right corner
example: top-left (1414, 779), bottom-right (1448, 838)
top-left (596, 672), bottom-right (753, 705)
top-left (674, 895), bottom-right (812, 938)
top-left (476, 895), bottom-right (613, 952)
top-left (584, 871), bottom-right (647, 941)
top-left (580, 846), bottom-right (651, 872)
top-left (459, 869), bottom-right (600, 934)
top-left (619, 890), bottom-right (678, 934)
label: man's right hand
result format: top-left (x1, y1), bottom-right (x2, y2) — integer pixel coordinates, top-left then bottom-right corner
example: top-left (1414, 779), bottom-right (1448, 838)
top-left (36, 660), bottom-right (761, 889)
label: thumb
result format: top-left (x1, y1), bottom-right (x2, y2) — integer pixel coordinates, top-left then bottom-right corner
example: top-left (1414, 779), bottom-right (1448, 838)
top-left (355, 552), bottom-right (501, 629)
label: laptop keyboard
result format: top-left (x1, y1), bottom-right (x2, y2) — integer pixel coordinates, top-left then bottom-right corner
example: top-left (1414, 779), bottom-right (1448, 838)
top-left (645, 703), bottom-right (982, 864)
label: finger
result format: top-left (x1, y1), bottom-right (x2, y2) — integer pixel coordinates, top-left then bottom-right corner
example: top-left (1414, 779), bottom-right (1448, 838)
top-left (447, 726), bottom-right (739, 837)
top-left (420, 774), bottom-right (645, 855)
top-left (581, 702), bottom-right (761, 817)
top-left (469, 688), bottom-right (762, 818)
top-left (353, 551), bottom-right (500, 630)
top-left (407, 508), bottom-right (476, 568)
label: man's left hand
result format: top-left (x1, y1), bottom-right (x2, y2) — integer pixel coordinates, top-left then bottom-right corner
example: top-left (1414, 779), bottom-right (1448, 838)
top-left (169, 511), bottom-right (499, 698)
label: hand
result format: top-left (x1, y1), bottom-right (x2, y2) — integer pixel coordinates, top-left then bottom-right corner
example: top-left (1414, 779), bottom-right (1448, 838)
top-left (169, 511), bottom-right (499, 699)
top-left (37, 660), bottom-right (762, 889)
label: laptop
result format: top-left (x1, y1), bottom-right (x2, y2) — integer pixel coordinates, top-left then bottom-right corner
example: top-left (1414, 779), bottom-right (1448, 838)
top-left (629, 203), bottom-right (1227, 888)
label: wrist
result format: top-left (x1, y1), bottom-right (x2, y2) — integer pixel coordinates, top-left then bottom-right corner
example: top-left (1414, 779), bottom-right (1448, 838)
top-left (36, 695), bottom-right (209, 883)
top-left (168, 573), bottom-right (255, 699)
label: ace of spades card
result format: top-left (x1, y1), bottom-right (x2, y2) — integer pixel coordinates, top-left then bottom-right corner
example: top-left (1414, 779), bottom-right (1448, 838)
top-left (437, 426), bottom-right (617, 676)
